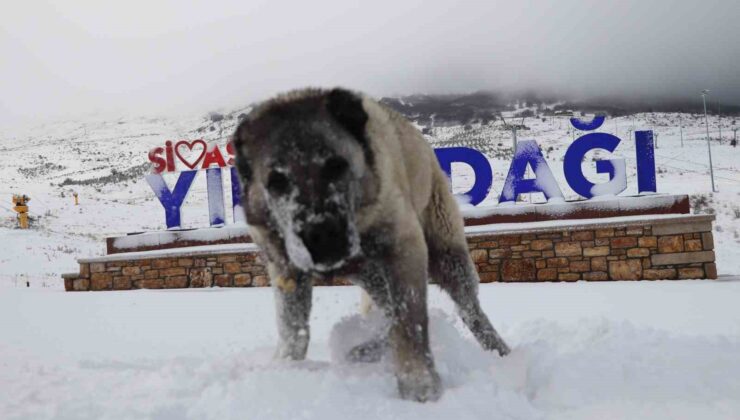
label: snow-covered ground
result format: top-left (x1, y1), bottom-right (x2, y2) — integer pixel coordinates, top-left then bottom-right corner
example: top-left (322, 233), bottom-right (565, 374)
top-left (1, 281), bottom-right (739, 419)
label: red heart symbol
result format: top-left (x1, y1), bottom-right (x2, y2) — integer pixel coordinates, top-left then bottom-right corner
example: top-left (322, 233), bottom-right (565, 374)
top-left (175, 140), bottom-right (207, 170)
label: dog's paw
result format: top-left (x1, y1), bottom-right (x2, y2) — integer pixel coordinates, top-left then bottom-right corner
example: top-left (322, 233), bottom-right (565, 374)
top-left (397, 366), bottom-right (442, 402)
top-left (274, 331), bottom-right (309, 360)
top-left (346, 337), bottom-right (388, 363)
top-left (496, 341), bottom-right (511, 357)
top-left (477, 328), bottom-right (511, 357)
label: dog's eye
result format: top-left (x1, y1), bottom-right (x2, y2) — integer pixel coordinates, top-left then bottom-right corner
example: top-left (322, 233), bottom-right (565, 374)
top-left (321, 157), bottom-right (348, 182)
top-left (267, 171), bottom-right (290, 195)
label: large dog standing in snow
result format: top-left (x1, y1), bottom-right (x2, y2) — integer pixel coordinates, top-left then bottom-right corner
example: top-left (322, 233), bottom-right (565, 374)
top-left (232, 88), bottom-right (509, 402)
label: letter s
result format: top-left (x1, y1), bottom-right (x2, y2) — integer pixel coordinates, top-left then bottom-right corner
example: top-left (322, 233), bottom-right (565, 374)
top-left (148, 147), bottom-right (167, 174)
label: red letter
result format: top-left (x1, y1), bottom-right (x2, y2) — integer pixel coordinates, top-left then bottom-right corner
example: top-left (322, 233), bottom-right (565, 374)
top-left (165, 141), bottom-right (175, 172)
top-left (226, 139), bottom-right (235, 166)
top-left (148, 147), bottom-right (167, 174)
top-left (201, 144), bottom-right (226, 169)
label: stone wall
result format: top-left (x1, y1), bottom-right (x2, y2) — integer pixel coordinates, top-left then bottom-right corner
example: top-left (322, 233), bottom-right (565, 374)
top-left (65, 246), bottom-right (269, 291)
top-left (467, 215), bottom-right (717, 282)
top-left (63, 214), bottom-right (717, 291)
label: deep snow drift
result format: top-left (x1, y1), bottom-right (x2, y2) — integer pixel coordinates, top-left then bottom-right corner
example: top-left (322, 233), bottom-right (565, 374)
top-left (1, 281), bottom-right (739, 419)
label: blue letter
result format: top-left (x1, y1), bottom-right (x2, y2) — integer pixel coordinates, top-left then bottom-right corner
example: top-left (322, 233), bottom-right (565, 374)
top-left (434, 147), bottom-right (492, 206)
top-left (563, 133), bottom-right (627, 199)
top-left (635, 130), bottom-right (657, 194)
top-left (499, 140), bottom-right (564, 203)
top-left (146, 170), bottom-right (197, 229)
top-left (230, 167), bottom-right (246, 224)
top-left (206, 168), bottom-right (225, 226)
top-left (570, 115), bottom-right (606, 131)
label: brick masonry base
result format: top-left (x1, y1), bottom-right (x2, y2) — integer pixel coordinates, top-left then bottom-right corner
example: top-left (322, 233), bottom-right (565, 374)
top-left (63, 215), bottom-right (717, 291)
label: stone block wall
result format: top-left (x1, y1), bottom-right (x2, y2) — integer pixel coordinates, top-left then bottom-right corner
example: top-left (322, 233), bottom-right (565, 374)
top-left (467, 215), bottom-right (717, 282)
top-left (66, 250), bottom-right (270, 291)
top-left (64, 215), bottom-right (717, 291)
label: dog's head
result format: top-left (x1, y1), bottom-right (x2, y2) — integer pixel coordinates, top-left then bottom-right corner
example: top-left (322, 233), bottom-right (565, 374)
top-left (232, 88), bottom-right (376, 273)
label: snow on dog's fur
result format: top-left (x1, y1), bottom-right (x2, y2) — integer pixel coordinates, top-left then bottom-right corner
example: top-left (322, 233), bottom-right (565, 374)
top-left (232, 88), bottom-right (509, 402)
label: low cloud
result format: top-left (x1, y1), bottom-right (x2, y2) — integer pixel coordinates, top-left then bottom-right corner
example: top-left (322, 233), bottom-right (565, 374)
top-left (2, 0), bottom-right (738, 125)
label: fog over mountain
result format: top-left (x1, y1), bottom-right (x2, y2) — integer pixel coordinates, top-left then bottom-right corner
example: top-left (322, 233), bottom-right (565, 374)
top-left (380, 91), bottom-right (740, 128)
top-left (2, 0), bottom-right (739, 126)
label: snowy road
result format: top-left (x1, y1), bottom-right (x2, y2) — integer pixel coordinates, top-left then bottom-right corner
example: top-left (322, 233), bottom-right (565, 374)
top-left (2, 280), bottom-right (739, 419)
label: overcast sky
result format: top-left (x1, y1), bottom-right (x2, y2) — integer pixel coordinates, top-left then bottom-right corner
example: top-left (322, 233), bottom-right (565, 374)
top-left (2, 0), bottom-right (739, 125)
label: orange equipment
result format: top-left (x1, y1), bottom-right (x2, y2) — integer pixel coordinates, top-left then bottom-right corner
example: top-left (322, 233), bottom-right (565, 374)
top-left (12, 194), bottom-right (30, 229)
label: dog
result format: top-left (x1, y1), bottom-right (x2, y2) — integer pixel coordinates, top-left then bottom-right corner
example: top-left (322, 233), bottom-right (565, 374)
top-left (232, 88), bottom-right (509, 402)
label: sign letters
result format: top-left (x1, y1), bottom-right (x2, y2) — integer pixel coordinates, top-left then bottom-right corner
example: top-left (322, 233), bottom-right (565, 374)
top-left (146, 117), bottom-right (656, 229)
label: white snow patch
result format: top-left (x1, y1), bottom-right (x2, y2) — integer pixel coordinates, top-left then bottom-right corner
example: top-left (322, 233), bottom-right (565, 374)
top-left (590, 158), bottom-right (627, 197)
top-left (464, 213), bottom-right (712, 235)
top-left (78, 242), bottom-right (260, 263)
top-left (1, 282), bottom-right (739, 419)
top-left (533, 160), bottom-right (564, 201)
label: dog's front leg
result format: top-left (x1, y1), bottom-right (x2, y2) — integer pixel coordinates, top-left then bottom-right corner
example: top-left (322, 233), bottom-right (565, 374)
top-left (356, 229), bottom-right (442, 402)
top-left (387, 272), bottom-right (441, 402)
top-left (270, 263), bottom-right (313, 360)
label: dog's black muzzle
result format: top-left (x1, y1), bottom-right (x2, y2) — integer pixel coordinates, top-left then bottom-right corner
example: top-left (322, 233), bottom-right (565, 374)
top-left (300, 217), bottom-right (350, 268)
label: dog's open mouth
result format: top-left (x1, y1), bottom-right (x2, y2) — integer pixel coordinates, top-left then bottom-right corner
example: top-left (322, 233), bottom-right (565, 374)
top-left (283, 221), bottom-right (362, 274)
top-left (310, 245), bottom-right (362, 274)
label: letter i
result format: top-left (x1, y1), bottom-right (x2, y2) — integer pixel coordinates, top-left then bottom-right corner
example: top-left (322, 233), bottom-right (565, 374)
top-left (634, 131), bottom-right (657, 194)
top-left (165, 141), bottom-right (175, 172)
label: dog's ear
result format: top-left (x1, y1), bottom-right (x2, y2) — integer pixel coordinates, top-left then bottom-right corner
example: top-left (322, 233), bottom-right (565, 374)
top-left (232, 118), bottom-right (248, 148)
top-left (231, 123), bottom-right (253, 182)
top-left (326, 88), bottom-right (369, 148)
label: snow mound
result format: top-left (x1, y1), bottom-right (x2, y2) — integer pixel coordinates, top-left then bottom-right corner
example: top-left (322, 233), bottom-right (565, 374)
top-left (6, 309), bottom-right (739, 419)
top-left (328, 309), bottom-right (508, 386)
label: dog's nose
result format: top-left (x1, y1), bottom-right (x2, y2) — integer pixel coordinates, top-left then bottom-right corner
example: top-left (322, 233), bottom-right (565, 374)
top-left (301, 219), bottom-right (349, 266)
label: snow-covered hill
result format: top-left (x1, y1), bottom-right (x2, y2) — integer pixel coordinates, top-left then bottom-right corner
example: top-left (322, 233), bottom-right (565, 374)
top-left (1, 101), bottom-right (739, 286)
